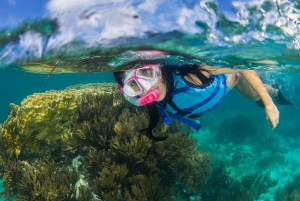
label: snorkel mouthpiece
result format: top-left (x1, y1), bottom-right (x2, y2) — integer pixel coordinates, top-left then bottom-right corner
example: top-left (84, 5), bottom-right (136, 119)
top-left (138, 89), bottom-right (159, 105)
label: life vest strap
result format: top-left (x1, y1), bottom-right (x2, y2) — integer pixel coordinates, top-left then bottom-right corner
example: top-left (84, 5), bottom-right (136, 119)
top-left (157, 102), bottom-right (201, 131)
top-left (168, 113), bottom-right (202, 131)
top-left (158, 102), bottom-right (172, 125)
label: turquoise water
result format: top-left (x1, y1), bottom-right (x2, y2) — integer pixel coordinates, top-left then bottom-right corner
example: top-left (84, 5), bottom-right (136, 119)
top-left (0, 0), bottom-right (300, 200)
top-left (0, 66), bottom-right (114, 123)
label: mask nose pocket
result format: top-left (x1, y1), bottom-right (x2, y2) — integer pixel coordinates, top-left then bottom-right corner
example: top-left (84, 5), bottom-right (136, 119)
top-left (138, 79), bottom-right (152, 93)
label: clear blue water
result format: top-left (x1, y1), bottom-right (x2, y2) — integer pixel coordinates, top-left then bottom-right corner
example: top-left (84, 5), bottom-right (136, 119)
top-left (0, 66), bottom-right (114, 123)
top-left (0, 0), bottom-right (300, 200)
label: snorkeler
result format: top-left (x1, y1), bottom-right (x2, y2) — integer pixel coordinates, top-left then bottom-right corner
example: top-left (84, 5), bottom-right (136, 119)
top-left (114, 64), bottom-right (292, 141)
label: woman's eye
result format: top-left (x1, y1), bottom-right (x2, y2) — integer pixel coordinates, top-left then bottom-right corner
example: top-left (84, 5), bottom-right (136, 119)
top-left (129, 81), bottom-right (136, 87)
top-left (141, 69), bottom-right (152, 76)
top-left (141, 69), bottom-right (147, 74)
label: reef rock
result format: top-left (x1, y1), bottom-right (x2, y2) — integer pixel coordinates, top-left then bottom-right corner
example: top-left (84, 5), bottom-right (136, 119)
top-left (2, 83), bottom-right (118, 142)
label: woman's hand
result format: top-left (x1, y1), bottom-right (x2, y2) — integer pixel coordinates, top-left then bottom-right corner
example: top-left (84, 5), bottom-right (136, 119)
top-left (265, 102), bottom-right (279, 129)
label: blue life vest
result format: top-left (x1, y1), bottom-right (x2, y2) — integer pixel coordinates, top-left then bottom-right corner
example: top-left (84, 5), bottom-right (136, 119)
top-left (158, 72), bottom-right (228, 131)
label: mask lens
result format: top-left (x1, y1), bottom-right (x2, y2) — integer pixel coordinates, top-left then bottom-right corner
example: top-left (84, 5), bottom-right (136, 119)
top-left (124, 79), bottom-right (142, 97)
top-left (136, 68), bottom-right (155, 79)
top-left (127, 79), bottom-right (140, 92)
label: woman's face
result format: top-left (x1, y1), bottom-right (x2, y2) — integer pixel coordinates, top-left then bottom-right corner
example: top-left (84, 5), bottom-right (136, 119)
top-left (149, 68), bottom-right (166, 101)
top-left (121, 67), bottom-right (167, 102)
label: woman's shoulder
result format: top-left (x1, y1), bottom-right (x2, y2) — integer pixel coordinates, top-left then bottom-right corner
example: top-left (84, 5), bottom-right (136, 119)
top-left (200, 65), bottom-right (238, 75)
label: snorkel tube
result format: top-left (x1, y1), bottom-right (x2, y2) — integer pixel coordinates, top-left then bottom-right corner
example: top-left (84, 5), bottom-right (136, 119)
top-left (124, 89), bottom-right (160, 106)
top-left (138, 89), bottom-right (159, 105)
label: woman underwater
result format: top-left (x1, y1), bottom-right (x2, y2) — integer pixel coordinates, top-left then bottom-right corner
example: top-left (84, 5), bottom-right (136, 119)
top-left (114, 63), bottom-right (292, 141)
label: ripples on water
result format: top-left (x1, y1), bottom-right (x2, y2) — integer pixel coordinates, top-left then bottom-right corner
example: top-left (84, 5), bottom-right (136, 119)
top-left (0, 0), bottom-right (299, 72)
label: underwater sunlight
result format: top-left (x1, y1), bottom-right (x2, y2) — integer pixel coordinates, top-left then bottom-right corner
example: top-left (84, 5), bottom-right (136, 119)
top-left (0, 0), bottom-right (300, 200)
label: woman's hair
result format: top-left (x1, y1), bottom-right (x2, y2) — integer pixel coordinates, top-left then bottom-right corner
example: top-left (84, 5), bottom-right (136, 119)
top-left (113, 63), bottom-right (212, 141)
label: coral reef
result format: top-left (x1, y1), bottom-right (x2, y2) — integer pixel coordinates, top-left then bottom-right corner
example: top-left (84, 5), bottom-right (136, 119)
top-left (0, 155), bottom-right (83, 201)
top-left (4, 90), bottom-right (79, 142)
top-left (215, 115), bottom-right (258, 144)
top-left (63, 84), bottom-right (211, 200)
top-left (256, 154), bottom-right (286, 170)
top-left (0, 83), bottom-right (211, 200)
top-left (275, 174), bottom-right (300, 201)
top-left (240, 171), bottom-right (277, 200)
top-left (199, 162), bottom-right (277, 201)
top-left (0, 158), bottom-right (22, 199)
top-left (17, 156), bottom-right (79, 200)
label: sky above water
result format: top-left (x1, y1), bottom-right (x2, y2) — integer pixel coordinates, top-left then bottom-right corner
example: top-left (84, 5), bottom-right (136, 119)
top-left (0, 0), bottom-right (251, 28)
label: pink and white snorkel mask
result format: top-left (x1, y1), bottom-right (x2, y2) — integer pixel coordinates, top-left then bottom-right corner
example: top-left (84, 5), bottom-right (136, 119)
top-left (117, 64), bottom-right (160, 106)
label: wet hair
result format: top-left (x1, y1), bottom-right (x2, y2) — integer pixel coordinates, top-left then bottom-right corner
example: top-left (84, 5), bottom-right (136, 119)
top-left (113, 63), bottom-right (212, 141)
top-left (113, 71), bottom-right (125, 86)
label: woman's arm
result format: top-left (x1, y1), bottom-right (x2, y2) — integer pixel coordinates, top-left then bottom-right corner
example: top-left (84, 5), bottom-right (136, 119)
top-left (200, 65), bottom-right (238, 75)
top-left (239, 70), bottom-right (279, 129)
top-left (200, 65), bottom-right (279, 129)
